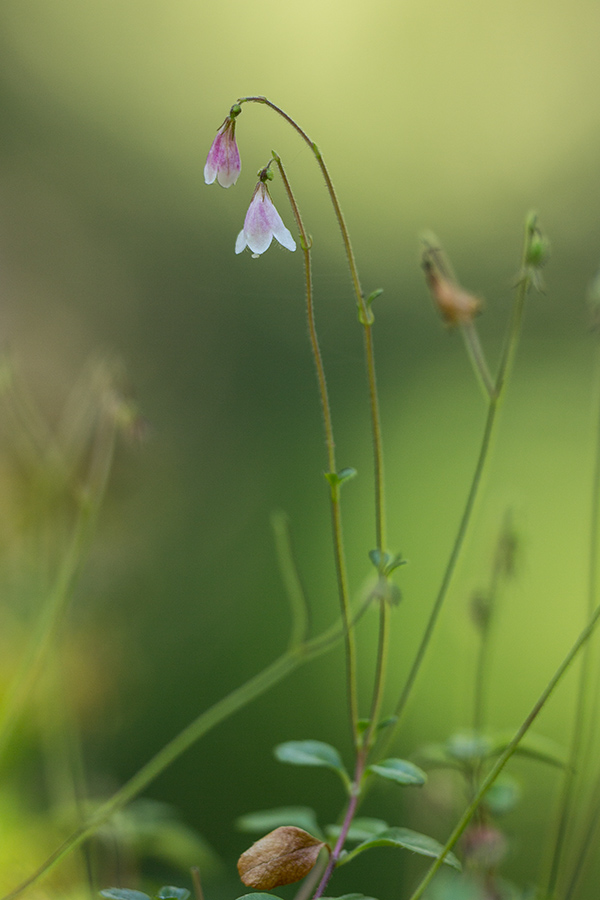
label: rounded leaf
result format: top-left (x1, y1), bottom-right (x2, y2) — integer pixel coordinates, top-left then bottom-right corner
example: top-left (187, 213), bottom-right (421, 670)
top-left (236, 807), bottom-right (322, 838)
top-left (368, 758), bottom-right (427, 786)
top-left (274, 741), bottom-right (348, 780)
top-left (100, 891), bottom-right (150, 900)
top-left (237, 826), bottom-right (326, 890)
top-left (338, 827), bottom-right (460, 871)
top-left (326, 818), bottom-right (389, 844)
top-left (156, 890), bottom-right (190, 900)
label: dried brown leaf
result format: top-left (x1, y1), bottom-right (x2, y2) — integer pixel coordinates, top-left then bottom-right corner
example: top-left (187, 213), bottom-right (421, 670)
top-left (237, 825), bottom-right (327, 890)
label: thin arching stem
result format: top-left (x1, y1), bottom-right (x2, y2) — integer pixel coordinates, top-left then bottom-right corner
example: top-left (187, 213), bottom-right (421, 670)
top-left (241, 101), bottom-right (388, 749)
top-left (239, 96), bottom-right (386, 570)
top-left (0, 604), bottom-right (366, 900)
top-left (272, 152), bottom-right (359, 738)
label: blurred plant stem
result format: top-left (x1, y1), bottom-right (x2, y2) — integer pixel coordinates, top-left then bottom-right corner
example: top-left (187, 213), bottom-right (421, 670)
top-left (241, 97), bottom-right (389, 751)
top-left (546, 328), bottom-right (600, 900)
top-left (381, 214), bottom-right (540, 753)
top-left (1, 590), bottom-right (364, 899)
top-left (272, 152), bottom-right (358, 741)
top-left (409, 574), bottom-right (600, 900)
top-left (0, 364), bottom-right (121, 764)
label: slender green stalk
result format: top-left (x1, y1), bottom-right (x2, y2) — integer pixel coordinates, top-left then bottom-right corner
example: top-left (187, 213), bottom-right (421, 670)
top-left (1, 613), bottom-right (354, 900)
top-left (272, 152), bottom-right (359, 739)
top-left (239, 97), bottom-right (386, 556)
top-left (460, 320), bottom-right (496, 401)
top-left (245, 100), bottom-right (388, 745)
top-left (548, 334), bottom-right (600, 900)
top-left (408, 591), bottom-right (600, 900)
top-left (271, 511), bottom-right (311, 651)
top-left (0, 406), bottom-right (118, 763)
top-left (382, 215), bottom-right (537, 749)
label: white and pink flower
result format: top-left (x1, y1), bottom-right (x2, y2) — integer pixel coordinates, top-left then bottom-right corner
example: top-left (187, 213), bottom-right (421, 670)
top-left (204, 117), bottom-right (241, 188)
top-left (235, 182), bottom-right (296, 258)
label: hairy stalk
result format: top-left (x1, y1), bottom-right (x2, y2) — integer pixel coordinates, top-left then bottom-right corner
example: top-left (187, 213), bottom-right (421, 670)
top-left (2, 599), bottom-right (371, 900)
top-left (0, 405), bottom-right (118, 763)
top-left (241, 99), bottom-right (389, 745)
top-left (409, 591), bottom-right (600, 900)
top-left (273, 152), bottom-right (359, 739)
top-left (312, 752), bottom-right (368, 899)
top-left (240, 102), bottom-right (385, 556)
top-left (550, 334), bottom-right (600, 900)
top-left (382, 214), bottom-right (537, 749)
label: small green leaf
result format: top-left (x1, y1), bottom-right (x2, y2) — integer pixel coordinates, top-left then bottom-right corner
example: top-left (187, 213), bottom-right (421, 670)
top-left (366, 289), bottom-right (384, 306)
top-left (482, 776), bottom-right (521, 816)
top-left (156, 889), bottom-right (190, 900)
top-left (274, 741), bottom-right (349, 786)
top-left (369, 549), bottom-right (391, 570)
top-left (322, 894), bottom-right (380, 900)
top-left (326, 818), bottom-right (389, 843)
top-left (236, 807), bottom-right (322, 839)
top-left (325, 469), bottom-right (357, 492)
top-left (445, 732), bottom-right (490, 763)
top-left (386, 553), bottom-right (407, 574)
top-left (416, 742), bottom-right (455, 768)
top-left (338, 827), bottom-right (460, 870)
top-left (487, 731), bottom-right (567, 769)
top-left (236, 894), bottom-right (286, 900)
top-left (368, 758), bottom-right (427, 786)
top-left (100, 891), bottom-right (150, 900)
top-left (377, 716), bottom-right (398, 733)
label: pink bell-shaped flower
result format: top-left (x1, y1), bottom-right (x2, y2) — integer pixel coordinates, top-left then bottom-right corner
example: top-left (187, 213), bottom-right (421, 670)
top-left (235, 181), bottom-right (296, 258)
top-left (204, 116), bottom-right (241, 188)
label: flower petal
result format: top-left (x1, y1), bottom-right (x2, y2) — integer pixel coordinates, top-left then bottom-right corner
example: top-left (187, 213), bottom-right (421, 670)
top-left (235, 181), bottom-right (296, 257)
top-left (235, 230), bottom-right (247, 254)
top-left (204, 119), bottom-right (241, 188)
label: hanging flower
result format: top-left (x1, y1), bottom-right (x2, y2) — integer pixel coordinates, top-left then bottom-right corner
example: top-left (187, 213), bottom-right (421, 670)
top-left (204, 115), bottom-right (241, 188)
top-left (235, 181), bottom-right (296, 258)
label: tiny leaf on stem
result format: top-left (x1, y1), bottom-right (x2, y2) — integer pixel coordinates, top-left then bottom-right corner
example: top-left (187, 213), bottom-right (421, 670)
top-left (367, 758), bottom-right (427, 786)
top-left (237, 826), bottom-right (327, 890)
top-left (156, 889), bottom-right (191, 900)
top-left (487, 731), bottom-right (567, 769)
top-left (326, 818), bottom-right (389, 844)
top-left (337, 827), bottom-right (461, 870)
top-left (274, 740), bottom-right (350, 786)
top-left (100, 892), bottom-right (150, 900)
top-left (236, 807), bottom-right (323, 839)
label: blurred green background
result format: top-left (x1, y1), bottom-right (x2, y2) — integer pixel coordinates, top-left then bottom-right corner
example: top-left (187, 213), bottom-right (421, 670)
top-left (2, 0), bottom-right (600, 897)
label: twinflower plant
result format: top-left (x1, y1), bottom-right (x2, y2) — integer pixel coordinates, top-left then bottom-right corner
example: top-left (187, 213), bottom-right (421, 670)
top-left (6, 97), bottom-right (600, 900)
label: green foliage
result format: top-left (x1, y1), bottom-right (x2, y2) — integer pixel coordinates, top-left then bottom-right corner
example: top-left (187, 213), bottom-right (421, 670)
top-left (236, 806), bottom-right (323, 839)
top-left (326, 817), bottom-right (389, 843)
top-left (274, 740), bottom-right (350, 789)
top-left (367, 758), bottom-right (427, 786)
top-left (338, 827), bottom-right (461, 870)
top-left (101, 892), bottom-right (151, 900)
top-left (100, 889), bottom-right (190, 900)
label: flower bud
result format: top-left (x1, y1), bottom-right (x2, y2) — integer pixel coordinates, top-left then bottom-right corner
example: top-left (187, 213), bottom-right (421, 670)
top-left (421, 238), bottom-right (481, 326)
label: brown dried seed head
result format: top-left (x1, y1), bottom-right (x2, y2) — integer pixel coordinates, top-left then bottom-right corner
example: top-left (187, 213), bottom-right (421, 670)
top-left (237, 825), bottom-right (327, 890)
top-left (425, 269), bottom-right (481, 326)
